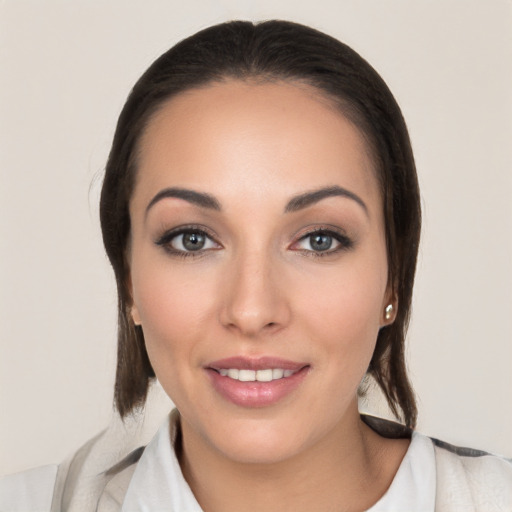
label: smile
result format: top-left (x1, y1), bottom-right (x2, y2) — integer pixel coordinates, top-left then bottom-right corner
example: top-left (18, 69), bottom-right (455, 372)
top-left (206, 357), bottom-right (310, 407)
top-left (217, 368), bottom-right (297, 381)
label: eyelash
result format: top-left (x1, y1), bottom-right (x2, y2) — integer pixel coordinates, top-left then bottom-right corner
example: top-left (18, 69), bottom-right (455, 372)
top-left (155, 225), bottom-right (221, 259)
top-left (291, 227), bottom-right (354, 257)
top-left (154, 225), bottom-right (354, 259)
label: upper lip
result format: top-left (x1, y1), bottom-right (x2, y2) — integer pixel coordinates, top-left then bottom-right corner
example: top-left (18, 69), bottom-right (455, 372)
top-left (206, 356), bottom-right (309, 371)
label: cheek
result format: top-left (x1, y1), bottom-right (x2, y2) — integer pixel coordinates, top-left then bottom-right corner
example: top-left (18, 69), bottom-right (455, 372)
top-left (130, 256), bottom-right (218, 378)
top-left (135, 271), bottom-right (212, 334)
top-left (294, 255), bottom-right (387, 367)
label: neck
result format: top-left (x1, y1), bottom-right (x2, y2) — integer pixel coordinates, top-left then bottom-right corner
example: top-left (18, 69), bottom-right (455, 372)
top-left (177, 403), bottom-right (408, 512)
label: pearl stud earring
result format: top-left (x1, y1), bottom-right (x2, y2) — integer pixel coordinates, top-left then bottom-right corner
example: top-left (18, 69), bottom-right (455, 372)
top-left (385, 304), bottom-right (394, 321)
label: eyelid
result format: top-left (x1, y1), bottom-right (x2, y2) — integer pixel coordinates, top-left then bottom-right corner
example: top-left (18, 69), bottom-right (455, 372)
top-left (154, 224), bottom-right (222, 255)
top-left (289, 225), bottom-right (354, 254)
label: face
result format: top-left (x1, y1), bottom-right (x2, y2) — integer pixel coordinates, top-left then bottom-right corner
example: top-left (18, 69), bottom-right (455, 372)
top-left (129, 80), bottom-right (394, 464)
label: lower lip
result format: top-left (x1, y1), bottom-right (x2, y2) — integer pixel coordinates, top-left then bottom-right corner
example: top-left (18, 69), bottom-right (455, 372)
top-left (207, 367), bottom-right (310, 408)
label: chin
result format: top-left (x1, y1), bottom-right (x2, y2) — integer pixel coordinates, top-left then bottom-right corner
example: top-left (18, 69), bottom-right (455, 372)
top-left (215, 427), bottom-right (310, 465)
top-left (192, 409), bottom-right (325, 466)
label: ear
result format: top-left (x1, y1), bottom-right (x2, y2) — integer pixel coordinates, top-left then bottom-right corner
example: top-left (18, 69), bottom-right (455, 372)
top-left (131, 303), bottom-right (141, 326)
top-left (380, 285), bottom-right (398, 327)
top-left (126, 272), bottom-right (141, 326)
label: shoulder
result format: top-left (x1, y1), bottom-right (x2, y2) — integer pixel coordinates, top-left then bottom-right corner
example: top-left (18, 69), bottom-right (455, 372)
top-left (432, 437), bottom-right (512, 511)
top-left (0, 465), bottom-right (58, 512)
top-left (0, 410), bottom-right (173, 512)
top-left (0, 442), bottom-right (145, 512)
top-left (362, 415), bottom-right (512, 510)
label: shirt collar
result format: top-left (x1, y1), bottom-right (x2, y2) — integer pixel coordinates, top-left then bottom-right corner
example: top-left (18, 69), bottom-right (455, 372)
top-left (121, 410), bottom-right (202, 511)
top-left (367, 430), bottom-right (436, 512)
top-left (120, 411), bottom-right (436, 512)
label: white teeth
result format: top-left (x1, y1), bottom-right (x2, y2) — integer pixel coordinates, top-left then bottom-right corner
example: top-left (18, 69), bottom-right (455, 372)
top-left (256, 369), bottom-right (273, 382)
top-left (227, 369), bottom-right (239, 379)
top-left (272, 369), bottom-right (284, 379)
top-left (238, 369), bottom-right (256, 382)
top-left (218, 368), bottom-right (297, 382)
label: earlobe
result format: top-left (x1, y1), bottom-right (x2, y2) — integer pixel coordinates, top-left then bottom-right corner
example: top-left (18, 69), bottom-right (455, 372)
top-left (381, 299), bottom-right (397, 326)
top-left (381, 284), bottom-right (398, 326)
top-left (131, 304), bottom-right (141, 326)
top-left (384, 303), bottom-right (394, 322)
top-left (125, 271), bottom-right (141, 326)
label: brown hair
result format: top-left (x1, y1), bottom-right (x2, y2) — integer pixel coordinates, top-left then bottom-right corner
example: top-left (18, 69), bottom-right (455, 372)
top-left (100, 20), bottom-right (421, 427)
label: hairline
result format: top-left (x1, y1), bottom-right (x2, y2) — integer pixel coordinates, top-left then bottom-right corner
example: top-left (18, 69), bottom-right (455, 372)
top-left (129, 74), bottom-right (384, 206)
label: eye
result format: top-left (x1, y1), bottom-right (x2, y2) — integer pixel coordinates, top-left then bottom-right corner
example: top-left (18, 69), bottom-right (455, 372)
top-left (155, 227), bottom-right (220, 255)
top-left (291, 229), bottom-right (353, 255)
top-left (171, 231), bottom-right (216, 252)
top-left (303, 232), bottom-right (335, 252)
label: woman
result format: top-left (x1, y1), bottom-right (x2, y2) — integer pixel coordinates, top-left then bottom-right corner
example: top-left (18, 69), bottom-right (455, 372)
top-left (1, 20), bottom-right (511, 512)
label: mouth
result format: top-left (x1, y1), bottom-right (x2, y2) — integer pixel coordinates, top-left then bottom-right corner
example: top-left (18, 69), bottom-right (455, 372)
top-left (205, 356), bottom-right (310, 407)
top-left (215, 368), bottom-right (298, 382)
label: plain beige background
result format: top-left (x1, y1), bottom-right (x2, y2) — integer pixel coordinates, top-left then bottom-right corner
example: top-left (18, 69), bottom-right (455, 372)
top-left (1, 0), bottom-right (511, 476)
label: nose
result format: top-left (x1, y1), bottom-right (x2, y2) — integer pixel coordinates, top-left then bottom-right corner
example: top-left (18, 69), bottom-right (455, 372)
top-left (219, 249), bottom-right (291, 337)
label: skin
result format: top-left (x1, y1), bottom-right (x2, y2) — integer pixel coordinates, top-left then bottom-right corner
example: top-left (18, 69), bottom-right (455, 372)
top-left (128, 80), bottom-right (408, 512)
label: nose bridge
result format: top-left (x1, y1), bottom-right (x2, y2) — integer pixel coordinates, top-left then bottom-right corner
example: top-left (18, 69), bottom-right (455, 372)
top-left (220, 245), bottom-right (289, 336)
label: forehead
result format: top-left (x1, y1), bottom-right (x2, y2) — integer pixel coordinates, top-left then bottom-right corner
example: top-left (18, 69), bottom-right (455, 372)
top-left (134, 80), bottom-right (380, 212)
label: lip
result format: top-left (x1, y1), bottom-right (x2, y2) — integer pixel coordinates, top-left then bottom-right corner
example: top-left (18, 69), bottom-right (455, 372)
top-left (205, 356), bottom-right (310, 408)
top-left (207, 356), bottom-right (307, 371)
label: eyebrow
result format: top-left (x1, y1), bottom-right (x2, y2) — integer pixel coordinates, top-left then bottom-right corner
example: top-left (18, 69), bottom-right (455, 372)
top-left (284, 186), bottom-right (368, 214)
top-left (145, 187), bottom-right (221, 216)
top-left (145, 184), bottom-right (367, 217)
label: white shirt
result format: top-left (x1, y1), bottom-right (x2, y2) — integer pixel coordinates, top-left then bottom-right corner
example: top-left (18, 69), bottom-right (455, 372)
top-left (1, 412), bottom-right (511, 511)
top-left (120, 415), bottom-right (436, 511)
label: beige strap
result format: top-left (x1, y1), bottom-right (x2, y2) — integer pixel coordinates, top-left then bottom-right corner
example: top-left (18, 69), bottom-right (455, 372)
top-left (96, 463), bottom-right (138, 512)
